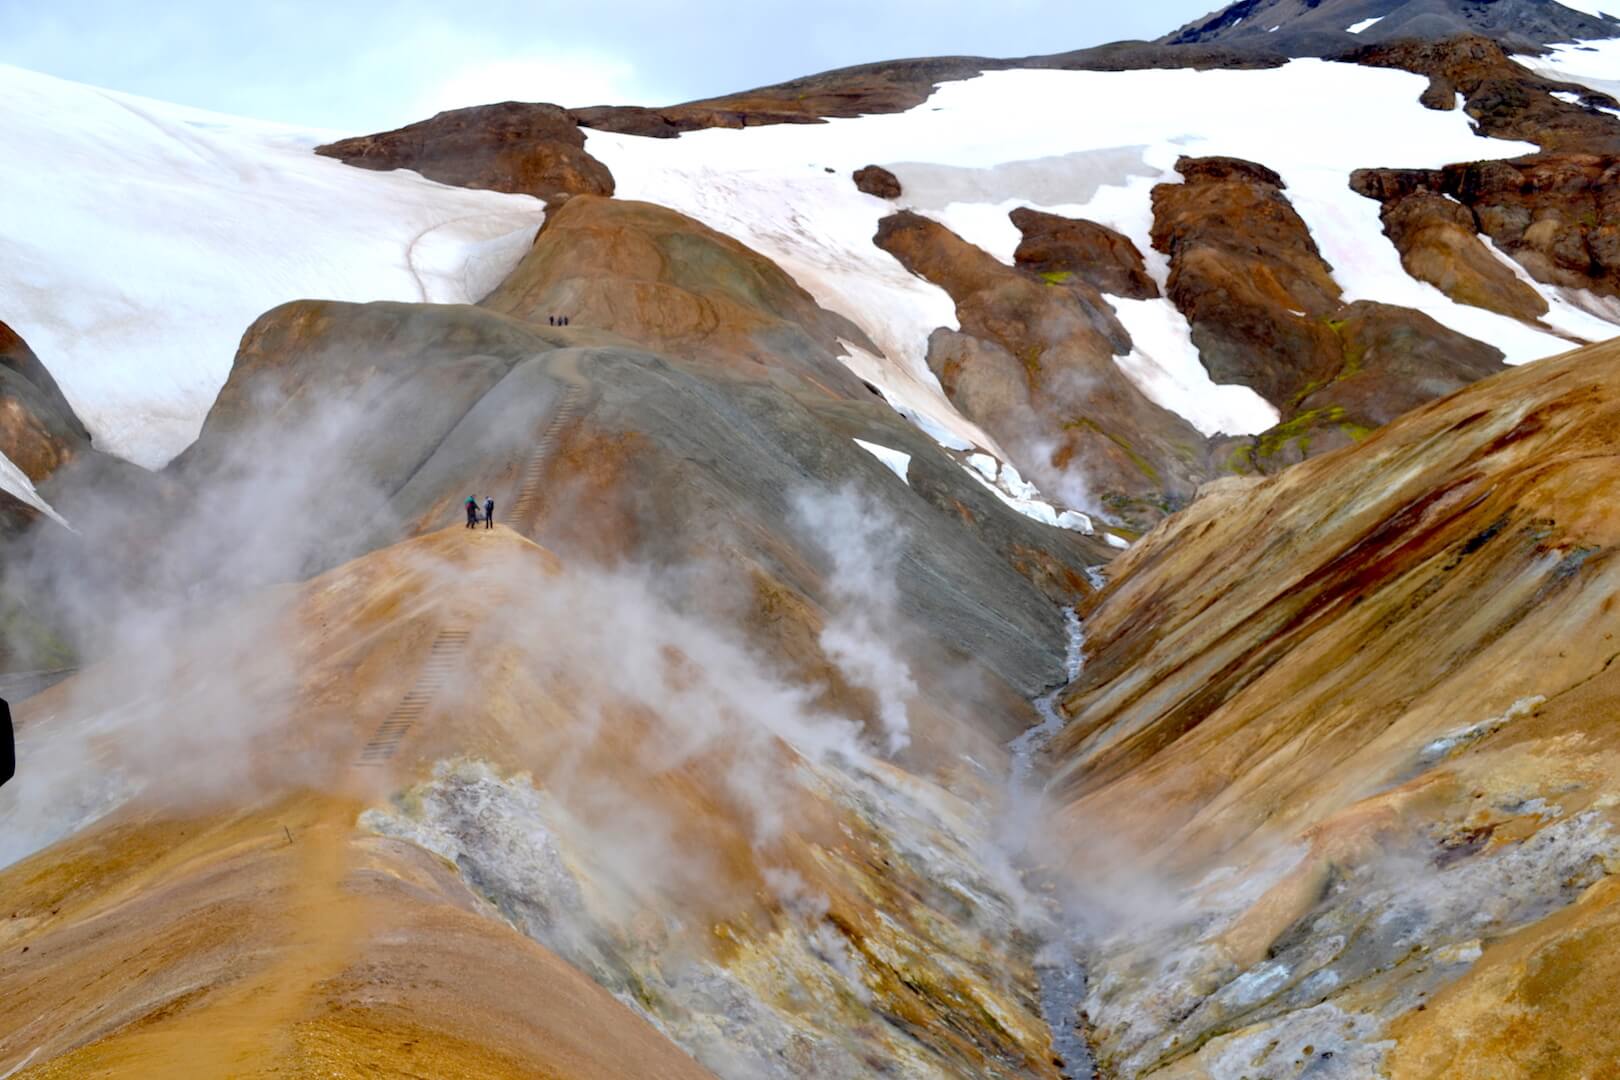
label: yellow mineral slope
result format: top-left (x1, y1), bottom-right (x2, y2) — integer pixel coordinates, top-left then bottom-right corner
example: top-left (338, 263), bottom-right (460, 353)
top-left (1047, 337), bottom-right (1620, 1075)
top-left (1, 526), bottom-right (1059, 1079)
top-left (0, 529), bottom-right (714, 1079)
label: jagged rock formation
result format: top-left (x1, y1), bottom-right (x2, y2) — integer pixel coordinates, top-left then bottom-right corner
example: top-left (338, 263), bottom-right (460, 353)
top-left (1048, 335), bottom-right (1620, 1076)
top-left (315, 102), bottom-right (615, 203)
top-left (1355, 154), bottom-right (1620, 302)
top-left (875, 210), bottom-right (1210, 528)
top-left (852, 164), bottom-right (902, 199)
top-left (1010, 208), bottom-right (1159, 300)
top-left (1152, 155), bottom-right (1505, 471)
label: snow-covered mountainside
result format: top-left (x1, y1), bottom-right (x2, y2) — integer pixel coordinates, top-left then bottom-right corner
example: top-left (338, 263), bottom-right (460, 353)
top-left (1, 57), bottom-right (1612, 522)
top-left (0, 63), bottom-right (545, 468)
top-left (6, 48), bottom-right (1617, 479)
top-left (589, 59), bottom-right (1609, 441)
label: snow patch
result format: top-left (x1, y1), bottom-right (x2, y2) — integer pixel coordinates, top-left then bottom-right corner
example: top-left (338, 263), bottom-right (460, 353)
top-left (1347, 15), bottom-right (1385, 33)
top-left (836, 339), bottom-right (983, 453)
top-left (852, 439), bottom-right (911, 484)
top-left (1109, 297), bottom-right (1279, 436)
top-left (958, 454), bottom-right (1095, 534)
top-left (1477, 236), bottom-right (1620, 342)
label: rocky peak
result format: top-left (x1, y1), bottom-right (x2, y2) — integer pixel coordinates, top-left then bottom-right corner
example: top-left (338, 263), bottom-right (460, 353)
top-left (1163, 0), bottom-right (1620, 54)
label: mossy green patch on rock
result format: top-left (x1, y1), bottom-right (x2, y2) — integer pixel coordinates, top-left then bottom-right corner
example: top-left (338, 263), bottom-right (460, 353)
top-left (1228, 405), bottom-right (1371, 475)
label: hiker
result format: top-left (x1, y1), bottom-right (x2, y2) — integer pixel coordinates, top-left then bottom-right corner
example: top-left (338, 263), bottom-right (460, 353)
top-left (562, 315), bottom-right (570, 327)
top-left (465, 495), bottom-right (478, 529)
top-left (484, 496), bottom-right (495, 529)
top-left (548, 315), bottom-right (555, 326)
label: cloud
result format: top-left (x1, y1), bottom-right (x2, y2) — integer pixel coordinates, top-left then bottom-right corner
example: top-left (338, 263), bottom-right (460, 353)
top-left (0, 0), bottom-right (1223, 131)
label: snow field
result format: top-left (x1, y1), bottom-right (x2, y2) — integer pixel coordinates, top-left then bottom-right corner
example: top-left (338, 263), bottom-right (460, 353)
top-left (0, 63), bottom-right (545, 468)
top-left (852, 438), bottom-right (912, 484)
top-left (588, 61), bottom-right (1613, 459)
top-left (1518, 37), bottom-right (1620, 102)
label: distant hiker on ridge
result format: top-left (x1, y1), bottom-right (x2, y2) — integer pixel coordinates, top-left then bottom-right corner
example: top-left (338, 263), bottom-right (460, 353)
top-left (465, 495), bottom-right (478, 529)
top-left (484, 496), bottom-right (494, 530)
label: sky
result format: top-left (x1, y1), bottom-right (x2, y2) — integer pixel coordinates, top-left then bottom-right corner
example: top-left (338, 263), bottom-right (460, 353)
top-left (0, 0), bottom-right (1222, 132)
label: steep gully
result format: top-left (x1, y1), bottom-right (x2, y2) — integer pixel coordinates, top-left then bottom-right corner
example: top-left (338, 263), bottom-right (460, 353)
top-left (1006, 607), bottom-right (1094, 1079)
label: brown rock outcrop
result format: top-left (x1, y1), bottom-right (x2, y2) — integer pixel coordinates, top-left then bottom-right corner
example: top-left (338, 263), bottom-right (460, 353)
top-left (1153, 155), bottom-right (1506, 474)
top-left (1376, 189), bottom-right (1550, 320)
top-left (876, 210), bottom-right (1210, 527)
top-left (852, 164), bottom-right (902, 199)
top-left (315, 102), bottom-right (614, 203)
top-left (1355, 153), bottom-right (1620, 301)
top-left (1010, 207), bottom-right (1159, 300)
top-left (0, 320), bottom-right (89, 485)
top-left (1151, 154), bottom-right (1348, 405)
top-left (1238, 299), bottom-right (1507, 471)
top-left (1048, 335), bottom-right (1620, 1075)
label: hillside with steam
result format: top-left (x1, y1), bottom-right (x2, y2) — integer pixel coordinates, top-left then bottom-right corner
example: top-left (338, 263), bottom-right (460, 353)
top-left (2, 0), bottom-right (1620, 1076)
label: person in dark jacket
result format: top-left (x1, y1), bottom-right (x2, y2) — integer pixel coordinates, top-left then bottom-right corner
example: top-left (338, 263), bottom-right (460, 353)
top-left (484, 496), bottom-right (495, 529)
top-left (465, 496), bottom-right (478, 528)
